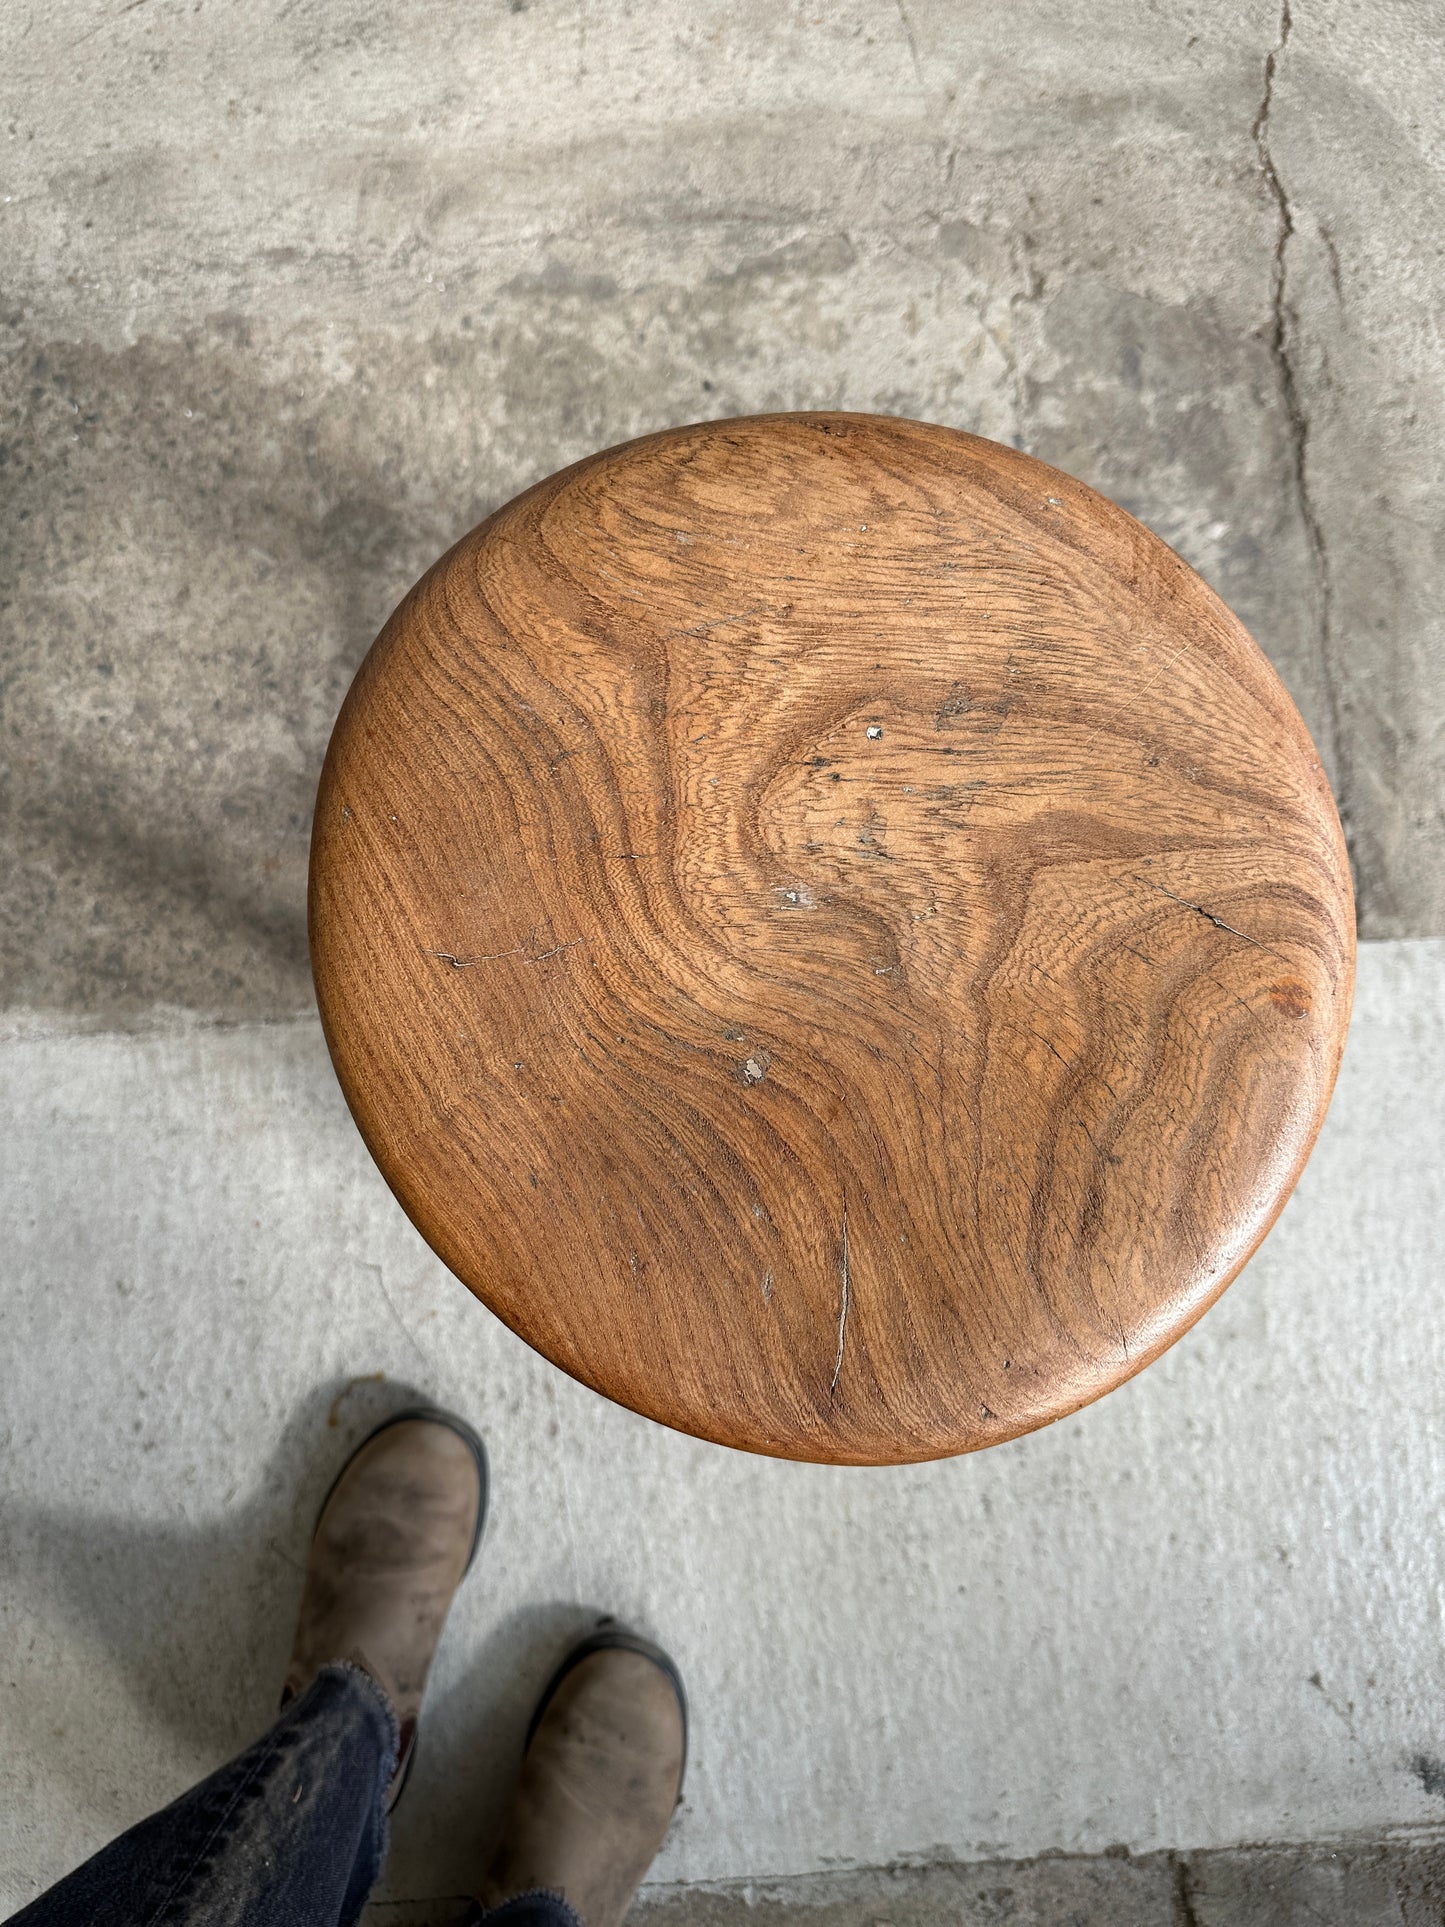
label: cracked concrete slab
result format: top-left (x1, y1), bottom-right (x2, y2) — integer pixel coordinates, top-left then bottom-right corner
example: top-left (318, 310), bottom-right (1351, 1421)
top-left (1, 0), bottom-right (1442, 1031)
top-left (634, 1858), bottom-right (1185, 1927)
top-left (631, 1840), bottom-right (1445, 1927)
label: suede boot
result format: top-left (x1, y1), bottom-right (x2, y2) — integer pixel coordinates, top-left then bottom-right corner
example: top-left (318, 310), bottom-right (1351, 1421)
top-left (479, 1627), bottom-right (687, 1927)
top-left (283, 1405), bottom-right (487, 1802)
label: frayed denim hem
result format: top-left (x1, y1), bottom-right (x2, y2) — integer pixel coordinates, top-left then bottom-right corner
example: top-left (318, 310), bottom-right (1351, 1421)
top-left (313, 1659), bottom-right (401, 1847)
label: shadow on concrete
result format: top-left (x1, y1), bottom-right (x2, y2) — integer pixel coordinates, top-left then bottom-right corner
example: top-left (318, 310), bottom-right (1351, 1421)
top-left (5, 1370), bottom-right (613, 1903)
top-left (5, 1375), bottom-right (419, 1761)
top-left (0, 326), bottom-right (479, 1021)
top-left (18, 738), bottom-right (315, 1016)
top-left (384, 1598), bottom-right (610, 1907)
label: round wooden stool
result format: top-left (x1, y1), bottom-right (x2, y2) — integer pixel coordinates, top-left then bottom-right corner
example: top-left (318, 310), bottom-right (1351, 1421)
top-left (309, 413), bottom-right (1353, 1465)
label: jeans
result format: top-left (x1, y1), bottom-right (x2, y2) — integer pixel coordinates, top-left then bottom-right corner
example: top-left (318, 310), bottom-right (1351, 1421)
top-left (9, 1664), bottom-right (581, 1927)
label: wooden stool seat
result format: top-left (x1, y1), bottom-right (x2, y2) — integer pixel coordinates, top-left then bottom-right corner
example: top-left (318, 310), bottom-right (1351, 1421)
top-left (309, 413), bottom-right (1353, 1464)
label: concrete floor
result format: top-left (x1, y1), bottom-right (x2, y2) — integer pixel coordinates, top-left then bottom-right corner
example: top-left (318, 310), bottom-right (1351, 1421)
top-left (638, 1844), bottom-right (1445, 1927)
top-left (5, 944), bottom-right (1445, 1921)
top-left (4, 0), bottom-right (1445, 1919)
top-left (3, 0), bottom-right (1445, 1025)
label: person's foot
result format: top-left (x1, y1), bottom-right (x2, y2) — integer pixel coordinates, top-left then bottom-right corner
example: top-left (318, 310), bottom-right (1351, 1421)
top-left (283, 1406), bottom-right (487, 1803)
top-left (478, 1625), bottom-right (687, 1927)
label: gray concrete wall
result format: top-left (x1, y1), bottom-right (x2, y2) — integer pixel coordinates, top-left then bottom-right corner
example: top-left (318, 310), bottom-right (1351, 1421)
top-left (2, 0), bottom-right (1443, 1034)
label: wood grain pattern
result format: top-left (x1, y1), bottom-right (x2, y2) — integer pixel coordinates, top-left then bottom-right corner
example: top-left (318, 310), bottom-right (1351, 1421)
top-left (309, 412), bottom-right (1354, 1465)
